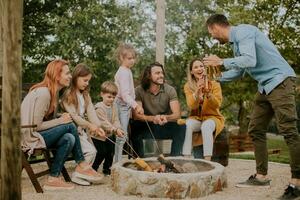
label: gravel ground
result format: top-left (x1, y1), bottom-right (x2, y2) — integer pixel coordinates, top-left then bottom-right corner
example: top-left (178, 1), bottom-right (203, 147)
top-left (22, 159), bottom-right (291, 200)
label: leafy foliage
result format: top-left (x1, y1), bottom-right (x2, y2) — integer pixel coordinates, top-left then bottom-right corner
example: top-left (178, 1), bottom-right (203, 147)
top-left (23, 0), bottom-right (300, 128)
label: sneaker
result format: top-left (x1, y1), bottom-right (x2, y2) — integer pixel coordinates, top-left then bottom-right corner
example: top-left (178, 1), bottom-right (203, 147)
top-left (43, 176), bottom-right (74, 191)
top-left (74, 165), bottom-right (105, 184)
top-left (235, 174), bottom-right (271, 188)
top-left (71, 172), bottom-right (90, 186)
top-left (278, 184), bottom-right (300, 200)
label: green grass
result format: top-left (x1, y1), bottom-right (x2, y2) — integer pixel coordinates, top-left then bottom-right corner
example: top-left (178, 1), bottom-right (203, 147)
top-left (229, 138), bottom-right (290, 164)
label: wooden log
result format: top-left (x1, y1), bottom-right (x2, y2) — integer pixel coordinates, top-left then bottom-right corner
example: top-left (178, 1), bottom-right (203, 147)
top-left (0, 0), bottom-right (23, 199)
top-left (157, 154), bottom-right (183, 173)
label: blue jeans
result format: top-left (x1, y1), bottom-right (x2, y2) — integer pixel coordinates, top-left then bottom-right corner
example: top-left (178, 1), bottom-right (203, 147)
top-left (40, 122), bottom-right (85, 177)
top-left (115, 101), bottom-right (131, 162)
top-left (131, 120), bottom-right (186, 158)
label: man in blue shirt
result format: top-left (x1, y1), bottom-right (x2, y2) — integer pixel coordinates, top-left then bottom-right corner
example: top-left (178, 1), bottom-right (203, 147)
top-left (203, 14), bottom-right (300, 200)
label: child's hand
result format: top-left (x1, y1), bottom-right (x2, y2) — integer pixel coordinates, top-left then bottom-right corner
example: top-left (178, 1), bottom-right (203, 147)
top-left (96, 127), bottom-right (106, 138)
top-left (88, 123), bottom-right (98, 133)
top-left (135, 104), bottom-right (144, 115)
top-left (116, 128), bottom-right (125, 137)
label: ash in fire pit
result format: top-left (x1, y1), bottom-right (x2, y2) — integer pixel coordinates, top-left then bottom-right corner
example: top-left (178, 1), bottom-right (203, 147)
top-left (112, 157), bottom-right (227, 199)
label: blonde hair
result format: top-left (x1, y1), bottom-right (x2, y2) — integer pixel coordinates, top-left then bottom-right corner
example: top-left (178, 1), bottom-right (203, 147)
top-left (187, 58), bottom-right (203, 92)
top-left (114, 43), bottom-right (137, 65)
top-left (100, 81), bottom-right (118, 96)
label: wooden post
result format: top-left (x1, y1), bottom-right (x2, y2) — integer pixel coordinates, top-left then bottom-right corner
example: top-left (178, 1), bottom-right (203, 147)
top-left (155, 0), bottom-right (166, 66)
top-left (154, 0), bottom-right (166, 153)
top-left (0, 0), bottom-right (23, 199)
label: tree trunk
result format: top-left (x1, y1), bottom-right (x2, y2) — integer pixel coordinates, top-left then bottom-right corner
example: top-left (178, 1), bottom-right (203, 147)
top-left (0, 0), bottom-right (23, 199)
top-left (238, 99), bottom-right (249, 135)
top-left (0, 0), bottom-right (3, 182)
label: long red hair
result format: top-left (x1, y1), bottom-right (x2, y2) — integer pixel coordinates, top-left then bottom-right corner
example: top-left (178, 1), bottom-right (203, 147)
top-left (30, 59), bottom-right (69, 117)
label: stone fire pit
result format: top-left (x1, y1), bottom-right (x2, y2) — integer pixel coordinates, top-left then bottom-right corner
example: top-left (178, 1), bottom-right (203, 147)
top-left (111, 157), bottom-right (227, 199)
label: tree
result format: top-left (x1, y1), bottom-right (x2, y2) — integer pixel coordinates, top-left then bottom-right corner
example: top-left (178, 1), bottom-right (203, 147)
top-left (1, 0), bottom-right (23, 199)
top-left (22, 0), bottom-right (300, 132)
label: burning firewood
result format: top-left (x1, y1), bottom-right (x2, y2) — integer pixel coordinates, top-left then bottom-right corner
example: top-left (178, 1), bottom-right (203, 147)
top-left (157, 154), bottom-right (184, 173)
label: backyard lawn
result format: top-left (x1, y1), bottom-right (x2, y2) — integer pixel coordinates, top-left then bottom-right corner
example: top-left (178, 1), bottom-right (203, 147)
top-left (230, 136), bottom-right (290, 164)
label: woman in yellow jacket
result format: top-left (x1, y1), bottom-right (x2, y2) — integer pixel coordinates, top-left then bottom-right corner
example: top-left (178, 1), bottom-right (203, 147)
top-left (182, 58), bottom-right (225, 160)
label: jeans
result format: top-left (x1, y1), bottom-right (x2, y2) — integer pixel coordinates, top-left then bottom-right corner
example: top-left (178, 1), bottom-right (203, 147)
top-left (131, 120), bottom-right (186, 158)
top-left (92, 136), bottom-right (115, 174)
top-left (248, 77), bottom-right (300, 178)
top-left (114, 101), bottom-right (131, 162)
top-left (40, 122), bottom-right (85, 177)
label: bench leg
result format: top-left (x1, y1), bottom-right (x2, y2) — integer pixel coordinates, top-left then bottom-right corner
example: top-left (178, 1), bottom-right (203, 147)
top-left (22, 153), bottom-right (43, 193)
top-left (61, 167), bottom-right (71, 182)
top-left (46, 150), bottom-right (71, 182)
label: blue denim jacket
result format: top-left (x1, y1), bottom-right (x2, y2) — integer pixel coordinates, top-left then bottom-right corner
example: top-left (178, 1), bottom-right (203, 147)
top-left (220, 24), bottom-right (296, 94)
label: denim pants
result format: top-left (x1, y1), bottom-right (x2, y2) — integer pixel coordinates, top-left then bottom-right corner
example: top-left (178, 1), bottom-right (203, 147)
top-left (114, 102), bottom-right (131, 162)
top-left (248, 77), bottom-right (300, 178)
top-left (40, 122), bottom-right (85, 177)
top-left (131, 120), bottom-right (186, 158)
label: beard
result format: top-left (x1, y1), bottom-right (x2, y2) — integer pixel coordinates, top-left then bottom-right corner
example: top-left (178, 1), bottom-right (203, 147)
top-left (152, 78), bottom-right (164, 85)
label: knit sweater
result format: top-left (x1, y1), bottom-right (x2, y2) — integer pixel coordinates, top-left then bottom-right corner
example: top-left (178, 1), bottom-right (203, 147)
top-left (184, 81), bottom-right (225, 146)
top-left (94, 102), bottom-right (122, 138)
top-left (21, 87), bottom-right (64, 154)
top-left (62, 94), bottom-right (103, 141)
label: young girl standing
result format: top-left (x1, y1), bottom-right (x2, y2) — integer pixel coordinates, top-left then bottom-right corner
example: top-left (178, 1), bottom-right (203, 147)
top-left (114, 43), bottom-right (144, 162)
top-left (62, 63), bottom-right (106, 185)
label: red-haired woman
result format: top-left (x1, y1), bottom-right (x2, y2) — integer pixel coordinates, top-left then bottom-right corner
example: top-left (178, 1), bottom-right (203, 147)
top-left (21, 59), bottom-right (102, 191)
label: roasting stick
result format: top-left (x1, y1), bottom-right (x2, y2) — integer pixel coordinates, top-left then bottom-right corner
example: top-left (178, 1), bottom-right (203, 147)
top-left (104, 136), bottom-right (137, 159)
top-left (104, 134), bottom-right (153, 171)
top-left (125, 139), bottom-right (140, 159)
top-left (143, 116), bottom-right (162, 155)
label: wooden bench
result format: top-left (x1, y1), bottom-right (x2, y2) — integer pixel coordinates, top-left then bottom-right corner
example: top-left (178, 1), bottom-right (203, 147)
top-left (192, 128), bottom-right (229, 166)
top-left (229, 134), bottom-right (254, 152)
top-left (22, 147), bottom-right (71, 193)
top-left (229, 134), bottom-right (281, 155)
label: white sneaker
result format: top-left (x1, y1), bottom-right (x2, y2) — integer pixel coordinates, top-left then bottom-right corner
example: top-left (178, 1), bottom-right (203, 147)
top-left (71, 173), bottom-right (90, 186)
top-left (72, 171), bottom-right (105, 184)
